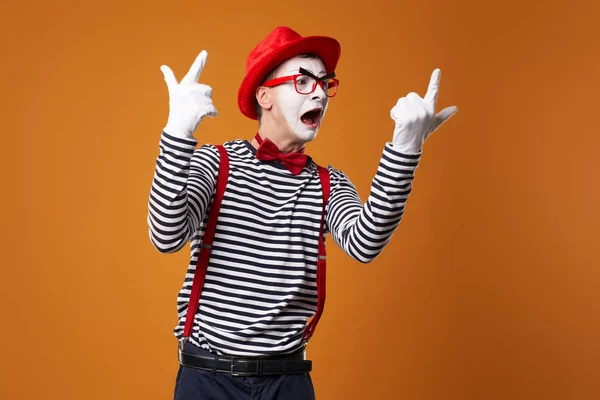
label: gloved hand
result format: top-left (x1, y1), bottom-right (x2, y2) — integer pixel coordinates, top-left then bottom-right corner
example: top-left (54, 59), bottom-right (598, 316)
top-left (390, 68), bottom-right (457, 153)
top-left (160, 50), bottom-right (218, 139)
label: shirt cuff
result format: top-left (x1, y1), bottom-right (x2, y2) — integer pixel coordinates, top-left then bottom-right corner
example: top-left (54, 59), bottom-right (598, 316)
top-left (160, 131), bottom-right (198, 154)
top-left (384, 142), bottom-right (422, 161)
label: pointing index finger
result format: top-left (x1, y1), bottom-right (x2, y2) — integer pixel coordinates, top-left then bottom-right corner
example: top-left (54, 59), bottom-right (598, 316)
top-left (182, 50), bottom-right (208, 84)
top-left (424, 68), bottom-right (441, 104)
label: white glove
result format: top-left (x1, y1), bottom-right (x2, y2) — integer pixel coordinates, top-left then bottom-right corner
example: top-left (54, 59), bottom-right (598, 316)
top-left (390, 68), bottom-right (457, 153)
top-left (160, 50), bottom-right (218, 139)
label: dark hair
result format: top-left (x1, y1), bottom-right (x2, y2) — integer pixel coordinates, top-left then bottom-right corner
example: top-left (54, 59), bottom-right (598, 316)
top-left (255, 53), bottom-right (317, 123)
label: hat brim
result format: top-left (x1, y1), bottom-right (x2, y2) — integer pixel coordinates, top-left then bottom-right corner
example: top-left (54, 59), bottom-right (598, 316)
top-left (238, 36), bottom-right (341, 120)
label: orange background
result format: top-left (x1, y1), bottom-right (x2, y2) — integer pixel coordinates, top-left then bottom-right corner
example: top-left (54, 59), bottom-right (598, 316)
top-left (2, 0), bottom-right (599, 398)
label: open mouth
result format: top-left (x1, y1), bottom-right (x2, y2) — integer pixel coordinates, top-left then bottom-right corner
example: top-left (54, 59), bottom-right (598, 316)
top-left (300, 108), bottom-right (322, 128)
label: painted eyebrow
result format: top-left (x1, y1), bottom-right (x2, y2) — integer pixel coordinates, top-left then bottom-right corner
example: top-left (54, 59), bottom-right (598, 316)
top-left (299, 67), bottom-right (335, 80)
top-left (286, 68), bottom-right (327, 76)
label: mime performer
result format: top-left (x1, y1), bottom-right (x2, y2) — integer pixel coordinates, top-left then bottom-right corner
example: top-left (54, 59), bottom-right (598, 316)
top-left (147, 26), bottom-right (457, 400)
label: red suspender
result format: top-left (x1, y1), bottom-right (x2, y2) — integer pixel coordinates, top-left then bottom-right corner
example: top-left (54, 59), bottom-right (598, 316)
top-left (181, 144), bottom-right (331, 348)
top-left (302, 165), bottom-right (330, 345)
top-left (182, 145), bottom-right (229, 341)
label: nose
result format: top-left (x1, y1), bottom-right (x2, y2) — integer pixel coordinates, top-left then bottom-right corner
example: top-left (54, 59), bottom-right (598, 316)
top-left (310, 82), bottom-right (327, 102)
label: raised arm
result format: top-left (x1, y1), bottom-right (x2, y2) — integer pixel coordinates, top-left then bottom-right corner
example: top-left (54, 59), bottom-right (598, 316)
top-left (147, 50), bottom-right (219, 253)
top-left (325, 68), bottom-right (457, 263)
top-left (147, 136), bottom-right (219, 253)
top-left (325, 146), bottom-right (421, 263)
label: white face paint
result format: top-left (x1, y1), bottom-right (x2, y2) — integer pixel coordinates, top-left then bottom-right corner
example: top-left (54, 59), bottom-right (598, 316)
top-left (270, 55), bottom-right (330, 143)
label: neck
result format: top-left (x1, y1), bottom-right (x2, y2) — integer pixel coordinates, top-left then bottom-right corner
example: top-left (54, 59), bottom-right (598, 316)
top-left (249, 119), bottom-right (306, 153)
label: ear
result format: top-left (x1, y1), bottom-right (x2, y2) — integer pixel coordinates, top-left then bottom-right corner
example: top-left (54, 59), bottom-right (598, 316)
top-left (256, 86), bottom-right (273, 112)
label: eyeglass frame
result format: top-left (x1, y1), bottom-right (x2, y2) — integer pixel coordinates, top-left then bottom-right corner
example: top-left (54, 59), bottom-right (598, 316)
top-left (261, 67), bottom-right (339, 97)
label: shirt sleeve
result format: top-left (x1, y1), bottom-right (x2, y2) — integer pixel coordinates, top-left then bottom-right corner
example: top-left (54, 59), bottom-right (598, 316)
top-left (147, 131), bottom-right (219, 253)
top-left (324, 142), bottom-right (422, 263)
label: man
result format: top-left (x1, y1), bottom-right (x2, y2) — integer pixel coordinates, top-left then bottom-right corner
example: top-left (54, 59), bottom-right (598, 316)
top-left (148, 26), bottom-right (457, 400)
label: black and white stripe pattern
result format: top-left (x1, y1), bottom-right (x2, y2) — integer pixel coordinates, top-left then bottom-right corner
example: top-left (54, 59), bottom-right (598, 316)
top-left (148, 132), bottom-right (421, 356)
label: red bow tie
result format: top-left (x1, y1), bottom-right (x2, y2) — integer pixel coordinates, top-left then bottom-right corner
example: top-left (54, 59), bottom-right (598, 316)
top-left (254, 133), bottom-right (308, 175)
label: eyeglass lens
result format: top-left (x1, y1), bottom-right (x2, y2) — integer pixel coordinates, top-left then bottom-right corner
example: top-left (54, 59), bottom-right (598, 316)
top-left (294, 75), bottom-right (337, 97)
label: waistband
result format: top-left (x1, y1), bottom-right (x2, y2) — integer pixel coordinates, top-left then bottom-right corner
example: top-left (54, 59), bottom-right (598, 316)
top-left (178, 339), bottom-right (311, 376)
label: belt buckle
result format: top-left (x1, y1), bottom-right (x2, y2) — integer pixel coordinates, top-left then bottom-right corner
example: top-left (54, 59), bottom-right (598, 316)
top-left (230, 357), bottom-right (244, 376)
top-left (230, 358), bottom-right (239, 376)
top-left (230, 357), bottom-right (258, 376)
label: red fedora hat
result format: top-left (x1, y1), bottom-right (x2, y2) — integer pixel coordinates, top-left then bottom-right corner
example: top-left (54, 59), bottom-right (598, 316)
top-left (238, 26), bottom-right (341, 120)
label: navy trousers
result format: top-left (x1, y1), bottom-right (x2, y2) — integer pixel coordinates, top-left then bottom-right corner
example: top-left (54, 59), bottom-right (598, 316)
top-left (173, 341), bottom-right (317, 400)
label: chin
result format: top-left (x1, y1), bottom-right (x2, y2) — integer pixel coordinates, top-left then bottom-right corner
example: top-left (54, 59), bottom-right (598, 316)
top-left (293, 127), bottom-right (319, 143)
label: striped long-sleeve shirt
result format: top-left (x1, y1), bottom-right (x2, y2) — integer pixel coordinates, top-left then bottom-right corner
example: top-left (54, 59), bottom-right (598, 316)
top-left (147, 131), bottom-right (421, 356)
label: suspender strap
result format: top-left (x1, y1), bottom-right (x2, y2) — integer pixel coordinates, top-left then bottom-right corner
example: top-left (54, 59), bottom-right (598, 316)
top-left (182, 145), bottom-right (330, 347)
top-left (183, 145), bottom-right (229, 339)
top-left (302, 165), bottom-right (331, 345)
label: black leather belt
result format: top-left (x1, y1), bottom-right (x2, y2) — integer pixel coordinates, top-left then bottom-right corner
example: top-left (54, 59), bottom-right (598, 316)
top-left (178, 346), bottom-right (312, 376)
